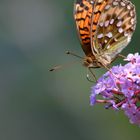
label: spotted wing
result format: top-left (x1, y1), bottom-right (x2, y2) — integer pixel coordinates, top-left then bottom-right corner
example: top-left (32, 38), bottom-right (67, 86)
top-left (89, 0), bottom-right (109, 55)
top-left (93, 0), bottom-right (136, 62)
top-left (74, 0), bottom-right (95, 56)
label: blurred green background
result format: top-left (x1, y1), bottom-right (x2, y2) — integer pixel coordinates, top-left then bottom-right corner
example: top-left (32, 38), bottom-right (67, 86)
top-left (0, 0), bottom-right (139, 140)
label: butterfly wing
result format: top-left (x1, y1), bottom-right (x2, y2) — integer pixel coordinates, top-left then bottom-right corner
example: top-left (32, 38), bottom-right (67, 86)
top-left (92, 0), bottom-right (136, 63)
top-left (74, 0), bottom-right (95, 56)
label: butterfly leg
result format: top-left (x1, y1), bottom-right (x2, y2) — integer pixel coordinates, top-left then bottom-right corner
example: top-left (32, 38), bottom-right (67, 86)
top-left (118, 54), bottom-right (126, 59)
top-left (111, 54), bottom-right (126, 63)
top-left (86, 68), bottom-right (97, 83)
top-left (100, 63), bottom-right (117, 79)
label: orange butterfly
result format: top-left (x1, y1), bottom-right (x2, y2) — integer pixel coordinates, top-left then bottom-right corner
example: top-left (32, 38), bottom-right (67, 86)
top-left (74, 0), bottom-right (136, 68)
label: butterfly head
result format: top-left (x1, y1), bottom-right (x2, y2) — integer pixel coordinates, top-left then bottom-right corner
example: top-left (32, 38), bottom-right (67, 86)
top-left (83, 55), bottom-right (100, 68)
top-left (83, 54), bottom-right (112, 68)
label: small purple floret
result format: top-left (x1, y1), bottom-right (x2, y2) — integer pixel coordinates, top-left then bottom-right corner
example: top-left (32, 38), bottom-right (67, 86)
top-left (90, 53), bottom-right (140, 126)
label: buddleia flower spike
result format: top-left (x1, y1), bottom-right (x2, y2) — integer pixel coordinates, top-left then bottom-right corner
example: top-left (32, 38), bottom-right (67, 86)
top-left (90, 53), bottom-right (140, 126)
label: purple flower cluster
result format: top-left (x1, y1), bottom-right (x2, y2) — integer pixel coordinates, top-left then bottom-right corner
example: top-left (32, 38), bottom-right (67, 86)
top-left (90, 53), bottom-right (140, 126)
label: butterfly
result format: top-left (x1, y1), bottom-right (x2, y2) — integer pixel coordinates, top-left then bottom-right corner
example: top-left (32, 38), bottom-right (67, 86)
top-left (74, 0), bottom-right (136, 68)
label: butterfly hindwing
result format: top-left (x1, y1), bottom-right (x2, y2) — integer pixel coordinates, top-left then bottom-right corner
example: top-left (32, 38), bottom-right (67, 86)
top-left (88, 0), bottom-right (110, 55)
top-left (93, 0), bottom-right (136, 61)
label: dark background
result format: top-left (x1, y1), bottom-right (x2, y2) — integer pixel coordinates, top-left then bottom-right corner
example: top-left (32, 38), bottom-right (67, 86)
top-left (0, 0), bottom-right (139, 140)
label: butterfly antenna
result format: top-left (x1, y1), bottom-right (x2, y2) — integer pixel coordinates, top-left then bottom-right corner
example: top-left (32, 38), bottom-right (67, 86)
top-left (49, 51), bottom-right (83, 72)
top-left (49, 51), bottom-right (84, 71)
top-left (49, 60), bottom-right (80, 72)
top-left (49, 65), bottom-right (62, 72)
top-left (66, 51), bottom-right (83, 59)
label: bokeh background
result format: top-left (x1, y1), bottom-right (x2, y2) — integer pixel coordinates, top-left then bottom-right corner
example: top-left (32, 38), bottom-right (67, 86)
top-left (0, 0), bottom-right (139, 140)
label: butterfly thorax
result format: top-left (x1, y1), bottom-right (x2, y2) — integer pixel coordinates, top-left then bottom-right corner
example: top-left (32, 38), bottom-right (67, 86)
top-left (83, 54), bottom-right (111, 68)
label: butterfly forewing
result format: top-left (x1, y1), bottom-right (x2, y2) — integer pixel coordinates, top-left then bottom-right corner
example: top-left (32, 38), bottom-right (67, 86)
top-left (74, 0), bottom-right (95, 56)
